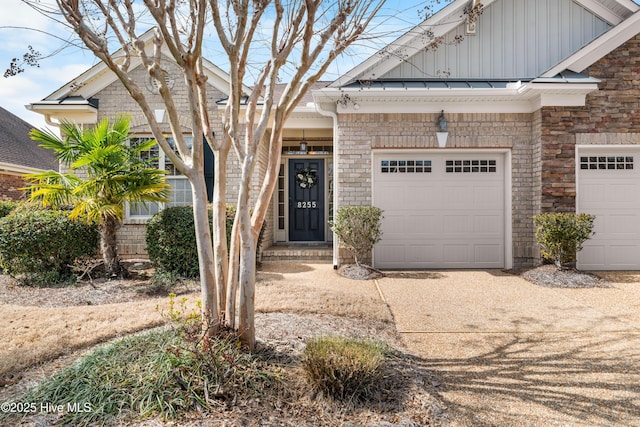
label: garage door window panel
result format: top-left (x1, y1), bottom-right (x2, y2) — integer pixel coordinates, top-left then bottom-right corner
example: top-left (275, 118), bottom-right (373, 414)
top-left (580, 156), bottom-right (633, 170)
top-left (381, 160), bottom-right (432, 173)
top-left (446, 159), bottom-right (497, 173)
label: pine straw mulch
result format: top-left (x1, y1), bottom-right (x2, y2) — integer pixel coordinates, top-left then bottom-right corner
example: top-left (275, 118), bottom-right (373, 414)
top-left (0, 265), bottom-right (446, 427)
top-left (521, 264), bottom-right (612, 288)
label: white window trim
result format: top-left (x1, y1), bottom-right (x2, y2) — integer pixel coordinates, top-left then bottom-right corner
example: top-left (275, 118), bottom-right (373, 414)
top-left (124, 135), bottom-right (193, 223)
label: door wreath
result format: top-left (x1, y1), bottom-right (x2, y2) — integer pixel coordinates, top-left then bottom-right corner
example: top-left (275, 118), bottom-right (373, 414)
top-left (296, 167), bottom-right (317, 189)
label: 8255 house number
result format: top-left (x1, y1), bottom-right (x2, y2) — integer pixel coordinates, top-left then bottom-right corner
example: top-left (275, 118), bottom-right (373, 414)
top-left (297, 201), bottom-right (317, 209)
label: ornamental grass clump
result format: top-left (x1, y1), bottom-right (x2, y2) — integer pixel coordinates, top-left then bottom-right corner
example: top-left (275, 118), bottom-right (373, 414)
top-left (8, 296), bottom-right (281, 426)
top-left (302, 336), bottom-right (387, 402)
top-left (533, 212), bottom-right (595, 270)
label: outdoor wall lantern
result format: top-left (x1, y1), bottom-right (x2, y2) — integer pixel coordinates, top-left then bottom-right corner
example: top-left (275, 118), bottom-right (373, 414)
top-left (436, 110), bottom-right (448, 148)
top-left (299, 129), bottom-right (308, 153)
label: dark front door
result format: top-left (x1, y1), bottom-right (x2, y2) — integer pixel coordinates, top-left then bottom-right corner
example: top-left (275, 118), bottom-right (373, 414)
top-left (289, 158), bottom-right (325, 241)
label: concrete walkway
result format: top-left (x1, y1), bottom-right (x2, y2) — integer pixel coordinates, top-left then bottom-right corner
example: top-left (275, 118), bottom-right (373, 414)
top-left (376, 270), bottom-right (640, 426)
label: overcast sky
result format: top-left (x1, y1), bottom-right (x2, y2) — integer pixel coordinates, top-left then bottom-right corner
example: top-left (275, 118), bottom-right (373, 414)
top-left (0, 0), bottom-right (441, 130)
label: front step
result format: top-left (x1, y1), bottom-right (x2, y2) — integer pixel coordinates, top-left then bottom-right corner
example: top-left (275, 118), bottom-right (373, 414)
top-left (261, 243), bottom-right (333, 263)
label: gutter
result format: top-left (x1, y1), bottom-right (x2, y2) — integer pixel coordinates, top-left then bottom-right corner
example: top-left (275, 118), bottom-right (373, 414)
top-left (314, 100), bottom-right (340, 269)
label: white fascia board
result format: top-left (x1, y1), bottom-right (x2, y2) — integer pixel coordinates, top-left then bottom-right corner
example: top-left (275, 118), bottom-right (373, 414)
top-left (329, 0), bottom-right (498, 88)
top-left (27, 101), bottom-right (98, 113)
top-left (0, 162), bottom-right (44, 175)
top-left (27, 102), bottom-right (98, 124)
top-left (543, 11), bottom-right (640, 77)
top-left (575, 0), bottom-right (626, 24)
top-left (314, 82), bottom-right (598, 114)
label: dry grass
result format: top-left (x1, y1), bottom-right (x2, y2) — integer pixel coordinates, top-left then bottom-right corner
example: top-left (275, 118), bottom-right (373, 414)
top-left (0, 263), bottom-right (430, 426)
top-left (256, 262), bottom-right (392, 322)
top-left (0, 300), bottom-right (167, 382)
top-left (0, 262), bottom-right (392, 386)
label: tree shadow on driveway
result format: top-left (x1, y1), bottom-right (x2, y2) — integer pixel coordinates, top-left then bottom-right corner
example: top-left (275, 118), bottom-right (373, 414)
top-left (403, 332), bottom-right (640, 426)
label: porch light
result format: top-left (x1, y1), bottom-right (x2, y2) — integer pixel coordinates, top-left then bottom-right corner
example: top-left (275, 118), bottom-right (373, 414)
top-left (300, 129), bottom-right (307, 152)
top-left (436, 110), bottom-right (448, 148)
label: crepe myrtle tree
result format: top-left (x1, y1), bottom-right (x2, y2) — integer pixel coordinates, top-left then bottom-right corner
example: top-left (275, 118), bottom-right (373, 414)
top-left (14, 0), bottom-right (478, 349)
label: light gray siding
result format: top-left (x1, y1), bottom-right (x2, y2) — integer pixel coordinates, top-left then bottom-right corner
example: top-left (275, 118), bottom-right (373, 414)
top-left (382, 0), bottom-right (611, 79)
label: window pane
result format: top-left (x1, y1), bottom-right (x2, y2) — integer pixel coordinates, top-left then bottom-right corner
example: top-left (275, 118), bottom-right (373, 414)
top-left (130, 201), bottom-right (160, 216)
top-left (167, 178), bottom-right (192, 207)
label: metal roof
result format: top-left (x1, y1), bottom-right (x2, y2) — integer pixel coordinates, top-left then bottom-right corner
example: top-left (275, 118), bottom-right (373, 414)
top-left (342, 79), bottom-right (526, 90)
top-left (341, 71), bottom-right (599, 90)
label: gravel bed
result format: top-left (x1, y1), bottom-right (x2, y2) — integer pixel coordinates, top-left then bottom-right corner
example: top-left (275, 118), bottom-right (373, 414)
top-left (521, 264), bottom-right (612, 288)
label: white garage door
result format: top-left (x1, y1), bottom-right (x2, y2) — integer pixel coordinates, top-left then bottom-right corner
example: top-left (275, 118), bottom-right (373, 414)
top-left (577, 147), bottom-right (640, 270)
top-left (373, 152), bottom-right (506, 269)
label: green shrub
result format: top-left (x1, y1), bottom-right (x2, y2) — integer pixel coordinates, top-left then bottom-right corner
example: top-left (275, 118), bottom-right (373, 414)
top-left (302, 336), bottom-right (387, 402)
top-left (148, 270), bottom-right (182, 294)
top-left (0, 200), bottom-right (18, 218)
top-left (533, 212), bottom-right (595, 270)
top-left (146, 205), bottom-right (264, 278)
top-left (146, 206), bottom-right (202, 278)
top-left (0, 208), bottom-right (98, 286)
top-left (330, 206), bottom-right (383, 266)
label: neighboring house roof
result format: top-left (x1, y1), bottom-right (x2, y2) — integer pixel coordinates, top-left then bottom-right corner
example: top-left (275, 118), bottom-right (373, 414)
top-left (0, 106), bottom-right (57, 173)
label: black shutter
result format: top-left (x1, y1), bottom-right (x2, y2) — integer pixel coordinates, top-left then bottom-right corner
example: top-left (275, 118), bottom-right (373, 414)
top-left (203, 140), bottom-right (214, 202)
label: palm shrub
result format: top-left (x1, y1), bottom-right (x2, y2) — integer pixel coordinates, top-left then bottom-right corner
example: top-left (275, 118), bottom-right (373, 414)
top-left (330, 205), bottom-right (383, 266)
top-left (533, 212), bottom-right (595, 270)
top-left (302, 336), bottom-right (387, 402)
top-left (0, 207), bottom-right (98, 285)
top-left (24, 115), bottom-right (170, 277)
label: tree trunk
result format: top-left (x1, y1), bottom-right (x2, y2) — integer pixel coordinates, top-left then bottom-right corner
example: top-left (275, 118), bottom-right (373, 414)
top-left (238, 214), bottom-right (256, 350)
top-left (100, 215), bottom-right (124, 278)
top-left (237, 159), bottom-right (257, 350)
top-left (226, 218), bottom-right (240, 329)
top-left (211, 147), bottom-right (230, 321)
top-left (191, 176), bottom-right (219, 333)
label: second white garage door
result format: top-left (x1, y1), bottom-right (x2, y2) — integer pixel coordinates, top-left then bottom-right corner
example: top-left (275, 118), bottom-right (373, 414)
top-left (372, 151), bottom-right (507, 269)
top-left (577, 146), bottom-right (640, 270)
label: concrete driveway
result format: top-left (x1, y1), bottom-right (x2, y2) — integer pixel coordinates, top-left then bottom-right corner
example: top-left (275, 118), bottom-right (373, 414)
top-left (376, 270), bottom-right (640, 426)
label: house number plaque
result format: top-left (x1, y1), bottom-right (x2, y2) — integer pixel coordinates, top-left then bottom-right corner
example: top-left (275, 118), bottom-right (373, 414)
top-left (297, 201), bottom-right (317, 209)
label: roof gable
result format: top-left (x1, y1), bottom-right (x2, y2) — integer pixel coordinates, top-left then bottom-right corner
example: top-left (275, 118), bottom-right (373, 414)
top-left (382, 0), bottom-right (611, 80)
top-left (40, 29), bottom-right (245, 103)
top-left (332, 0), bottom-right (638, 87)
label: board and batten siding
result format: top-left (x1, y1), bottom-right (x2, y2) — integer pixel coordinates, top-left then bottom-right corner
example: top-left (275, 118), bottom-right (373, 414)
top-left (382, 0), bottom-right (611, 80)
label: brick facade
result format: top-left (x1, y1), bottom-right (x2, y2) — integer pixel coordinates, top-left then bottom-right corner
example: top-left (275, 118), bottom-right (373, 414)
top-left (93, 59), bottom-right (271, 258)
top-left (0, 173), bottom-right (26, 201)
top-left (337, 112), bottom-right (540, 267)
top-left (541, 34), bottom-right (640, 212)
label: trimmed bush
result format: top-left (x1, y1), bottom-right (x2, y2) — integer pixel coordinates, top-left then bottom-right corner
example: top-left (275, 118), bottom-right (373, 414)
top-left (302, 336), bottom-right (387, 402)
top-left (146, 206), bottom-right (202, 278)
top-left (0, 200), bottom-right (18, 219)
top-left (330, 206), bottom-right (383, 266)
top-left (533, 212), bottom-right (595, 270)
top-left (0, 208), bottom-right (99, 285)
top-left (146, 205), bottom-right (265, 278)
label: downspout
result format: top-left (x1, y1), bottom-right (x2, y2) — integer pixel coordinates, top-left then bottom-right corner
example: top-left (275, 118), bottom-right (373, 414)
top-left (315, 102), bottom-right (339, 269)
top-left (44, 114), bottom-right (61, 128)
